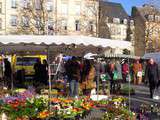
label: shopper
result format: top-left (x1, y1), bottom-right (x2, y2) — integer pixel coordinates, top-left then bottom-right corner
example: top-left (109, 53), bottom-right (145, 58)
top-left (122, 60), bottom-right (129, 83)
top-left (108, 61), bottom-right (116, 93)
top-left (133, 59), bottom-right (143, 85)
top-left (145, 58), bottom-right (159, 98)
top-left (94, 59), bottom-right (101, 94)
top-left (34, 59), bottom-right (43, 91)
top-left (4, 58), bottom-right (12, 89)
top-left (81, 59), bottom-right (95, 96)
top-left (65, 56), bottom-right (80, 98)
top-left (41, 59), bottom-right (48, 85)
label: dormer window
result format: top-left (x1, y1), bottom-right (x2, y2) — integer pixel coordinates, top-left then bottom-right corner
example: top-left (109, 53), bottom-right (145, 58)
top-left (155, 15), bottom-right (160, 22)
top-left (130, 20), bottom-right (134, 25)
top-left (148, 15), bottom-right (154, 21)
top-left (113, 18), bottom-right (120, 24)
top-left (123, 19), bottom-right (127, 24)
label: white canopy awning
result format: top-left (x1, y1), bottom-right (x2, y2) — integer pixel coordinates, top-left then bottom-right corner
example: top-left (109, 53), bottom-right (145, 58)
top-left (0, 35), bottom-right (132, 50)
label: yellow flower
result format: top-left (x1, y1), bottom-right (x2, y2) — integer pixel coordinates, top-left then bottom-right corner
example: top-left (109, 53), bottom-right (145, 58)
top-left (38, 110), bottom-right (50, 119)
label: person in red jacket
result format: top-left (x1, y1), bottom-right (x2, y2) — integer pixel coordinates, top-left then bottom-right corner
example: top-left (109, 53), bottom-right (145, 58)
top-left (122, 60), bottom-right (129, 83)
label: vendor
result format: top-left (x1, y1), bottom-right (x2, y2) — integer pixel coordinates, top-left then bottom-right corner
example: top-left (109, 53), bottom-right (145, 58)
top-left (81, 59), bottom-right (96, 96)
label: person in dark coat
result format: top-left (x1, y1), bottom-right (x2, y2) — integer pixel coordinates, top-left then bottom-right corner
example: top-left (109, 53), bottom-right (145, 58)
top-left (65, 56), bottom-right (80, 98)
top-left (34, 59), bottom-right (43, 89)
top-left (4, 58), bottom-right (12, 89)
top-left (145, 58), bottom-right (159, 98)
top-left (41, 59), bottom-right (48, 85)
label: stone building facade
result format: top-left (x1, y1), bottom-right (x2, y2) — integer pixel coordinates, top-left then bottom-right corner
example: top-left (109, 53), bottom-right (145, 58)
top-left (0, 0), bottom-right (98, 36)
top-left (132, 4), bottom-right (160, 56)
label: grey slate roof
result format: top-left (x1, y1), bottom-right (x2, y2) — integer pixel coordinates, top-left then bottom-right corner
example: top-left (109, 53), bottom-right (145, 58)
top-left (100, 1), bottom-right (129, 19)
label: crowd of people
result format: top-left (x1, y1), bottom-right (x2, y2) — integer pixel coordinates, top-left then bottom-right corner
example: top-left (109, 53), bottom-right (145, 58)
top-left (53, 56), bottom-right (160, 99)
top-left (0, 56), bottom-right (160, 99)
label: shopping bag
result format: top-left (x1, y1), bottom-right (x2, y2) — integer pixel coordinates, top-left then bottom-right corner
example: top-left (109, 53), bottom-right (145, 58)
top-left (100, 73), bottom-right (111, 81)
top-left (126, 74), bottom-right (131, 82)
top-left (137, 71), bottom-right (142, 77)
top-left (153, 88), bottom-right (160, 100)
top-left (100, 74), bottom-right (107, 81)
top-left (113, 71), bottom-right (118, 80)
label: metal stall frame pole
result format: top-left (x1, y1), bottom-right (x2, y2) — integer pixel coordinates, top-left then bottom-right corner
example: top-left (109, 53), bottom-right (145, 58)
top-left (47, 45), bottom-right (52, 115)
top-left (128, 57), bottom-right (131, 119)
top-left (48, 65), bottom-right (52, 114)
top-left (96, 58), bottom-right (100, 101)
top-left (97, 71), bottom-right (99, 101)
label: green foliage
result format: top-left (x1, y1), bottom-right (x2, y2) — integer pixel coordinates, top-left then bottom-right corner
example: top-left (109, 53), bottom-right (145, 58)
top-left (1, 97), bottom-right (47, 120)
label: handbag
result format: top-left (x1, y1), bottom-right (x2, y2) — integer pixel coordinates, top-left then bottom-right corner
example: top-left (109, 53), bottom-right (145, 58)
top-left (137, 71), bottom-right (142, 77)
top-left (153, 88), bottom-right (160, 100)
top-left (100, 73), bottom-right (111, 81)
top-left (126, 74), bottom-right (131, 82)
top-left (113, 71), bottom-right (118, 80)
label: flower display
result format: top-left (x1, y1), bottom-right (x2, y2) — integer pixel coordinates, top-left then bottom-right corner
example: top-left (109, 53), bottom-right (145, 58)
top-left (50, 97), bottom-right (96, 119)
top-left (0, 90), bottom-right (138, 120)
top-left (0, 89), bottom-right (47, 120)
top-left (100, 96), bottom-right (136, 120)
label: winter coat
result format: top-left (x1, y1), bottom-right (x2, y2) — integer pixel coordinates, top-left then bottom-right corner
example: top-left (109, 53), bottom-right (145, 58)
top-left (133, 63), bottom-right (142, 74)
top-left (65, 60), bottom-right (81, 81)
top-left (122, 63), bottom-right (129, 75)
top-left (145, 63), bottom-right (159, 89)
top-left (81, 66), bottom-right (95, 90)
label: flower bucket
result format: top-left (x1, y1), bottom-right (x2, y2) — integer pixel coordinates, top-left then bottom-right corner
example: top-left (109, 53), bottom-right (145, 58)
top-left (1, 113), bottom-right (8, 120)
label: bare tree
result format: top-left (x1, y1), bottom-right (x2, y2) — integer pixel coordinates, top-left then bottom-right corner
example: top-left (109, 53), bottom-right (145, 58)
top-left (144, 0), bottom-right (160, 52)
top-left (80, 0), bottom-right (99, 37)
top-left (14, 0), bottom-right (47, 35)
top-left (13, 0), bottom-right (63, 35)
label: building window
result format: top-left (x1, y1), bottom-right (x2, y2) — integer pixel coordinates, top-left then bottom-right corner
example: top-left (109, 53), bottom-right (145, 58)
top-left (11, 15), bottom-right (18, 26)
top-left (122, 28), bottom-right (126, 35)
top-left (75, 3), bottom-right (81, 15)
top-left (148, 15), bottom-right (154, 21)
top-left (48, 18), bottom-right (54, 29)
top-left (47, 18), bottom-right (54, 34)
top-left (155, 15), bottom-right (160, 22)
top-left (35, 0), bottom-right (41, 10)
top-left (0, 2), bottom-right (2, 13)
top-left (113, 18), bottom-right (120, 24)
top-left (0, 19), bottom-right (2, 29)
top-left (75, 20), bottom-right (80, 31)
top-left (89, 21), bottom-right (93, 32)
top-left (62, 20), bottom-right (67, 30)
top-left (46, 2), bottom-right (53, 12)
top-left (35, 17), bottom-right (40, 28)
top-left (61, 2), bottom-right (68, 15)
top-left (86, 4), bottom-right (94, 16)
top-left (11, 0), bottom-right (17, 8)
top-left (22, 16), bottom-right (29, 27)
top-left (22, 0), bottom-right (30, 9)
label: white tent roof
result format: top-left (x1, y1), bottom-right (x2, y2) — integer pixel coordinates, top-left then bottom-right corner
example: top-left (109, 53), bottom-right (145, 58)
top-left (0, 35), bottom-right (132, 50)
top-left (143, 52), bottom-right (160, 63)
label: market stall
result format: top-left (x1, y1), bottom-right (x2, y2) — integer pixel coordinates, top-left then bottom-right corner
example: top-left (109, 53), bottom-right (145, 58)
top-left (0, 35), bottom-right (138, 119)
